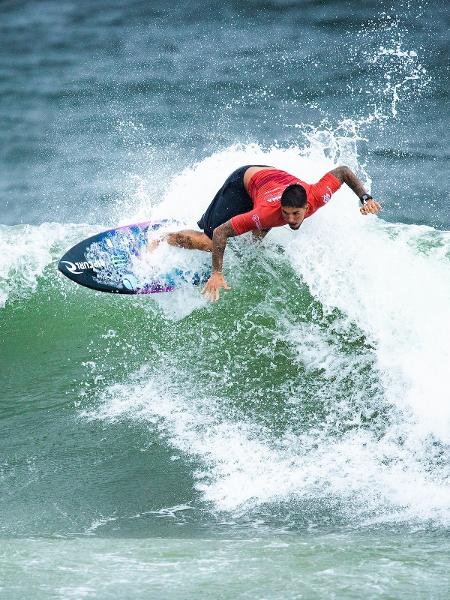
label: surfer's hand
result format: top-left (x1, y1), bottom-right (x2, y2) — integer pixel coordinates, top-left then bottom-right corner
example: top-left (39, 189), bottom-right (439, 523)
top-left (201, 272), bottom-right (231, 302)
top-left (360, 199), bottom-right (381, 215)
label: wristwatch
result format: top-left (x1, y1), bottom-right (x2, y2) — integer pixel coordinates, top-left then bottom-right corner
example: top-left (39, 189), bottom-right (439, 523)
top-left (360, 193), bottom-right (373, 205)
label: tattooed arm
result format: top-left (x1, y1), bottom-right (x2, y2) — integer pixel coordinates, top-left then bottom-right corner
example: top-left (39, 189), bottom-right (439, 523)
top-left (252, 229), bottom-right (270, 242)
top-left (201, 220), bottom-right (237, 302)
top-left (330, 166), bottom-right (381, 215)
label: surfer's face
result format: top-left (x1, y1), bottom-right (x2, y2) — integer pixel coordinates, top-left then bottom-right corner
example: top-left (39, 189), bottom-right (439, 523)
top-left (281, 206), bottom-right (307, 230)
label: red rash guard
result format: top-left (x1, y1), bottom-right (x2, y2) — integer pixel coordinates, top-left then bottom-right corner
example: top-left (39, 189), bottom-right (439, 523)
top-left (230, 168), bottom-right (342, 235)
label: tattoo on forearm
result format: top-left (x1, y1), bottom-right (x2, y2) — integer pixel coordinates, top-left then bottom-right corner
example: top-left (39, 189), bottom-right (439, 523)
top-left (252, 229), bottom-right (270, 241)
top-left (212, 221), bottom-right (236, 272)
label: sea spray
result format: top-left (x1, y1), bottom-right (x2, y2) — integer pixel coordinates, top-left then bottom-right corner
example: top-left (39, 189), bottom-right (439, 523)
top-left (0, 223), bottom-right (83, 307)
top-left (80, 137), bottom-right (450, 527)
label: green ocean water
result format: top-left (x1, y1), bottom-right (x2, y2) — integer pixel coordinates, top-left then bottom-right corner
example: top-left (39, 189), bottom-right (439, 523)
top-left (2, 534), bottom-right (449, 599)
top-left (1, 0), bottom-right (450, 598)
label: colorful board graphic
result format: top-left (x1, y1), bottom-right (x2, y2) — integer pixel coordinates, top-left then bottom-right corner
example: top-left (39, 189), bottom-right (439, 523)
top-left (58, 221), bottom-right (209, 294)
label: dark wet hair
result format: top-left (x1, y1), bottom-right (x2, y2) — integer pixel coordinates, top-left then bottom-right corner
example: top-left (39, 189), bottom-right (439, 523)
top-left (280, 184), bottom-right (307, 208)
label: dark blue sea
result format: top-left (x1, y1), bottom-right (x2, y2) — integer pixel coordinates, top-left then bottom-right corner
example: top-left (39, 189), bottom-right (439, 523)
top-left (1, 1), bottom-right (449, 598)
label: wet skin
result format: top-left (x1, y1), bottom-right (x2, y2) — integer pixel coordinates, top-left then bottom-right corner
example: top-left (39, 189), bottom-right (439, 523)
top-left (159, 165), bottom-right (381, 302)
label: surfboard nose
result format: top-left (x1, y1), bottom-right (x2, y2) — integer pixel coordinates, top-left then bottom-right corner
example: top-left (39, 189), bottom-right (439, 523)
top-left (57, 235), bottom-right (99, 286)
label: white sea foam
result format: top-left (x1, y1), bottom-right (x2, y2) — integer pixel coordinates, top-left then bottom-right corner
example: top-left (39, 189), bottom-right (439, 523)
top-left (281, 197), bottom-right (450, 442)
top-left (131, 235), bottom-right (210, 319)
top-left (84, 138), bottom-right (450, 526)
top-left (1, 118), bottom-right (446, 526)
top-left (84, 365), bottom-right (450, 523)
top-left (0, 222), bottom-right (89, 307)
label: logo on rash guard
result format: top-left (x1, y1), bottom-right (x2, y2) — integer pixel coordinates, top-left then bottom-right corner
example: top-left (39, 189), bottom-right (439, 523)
top-left (323, 186), bottom-right (333, 203)
top-left (252, 214), bottom-right (262, 230)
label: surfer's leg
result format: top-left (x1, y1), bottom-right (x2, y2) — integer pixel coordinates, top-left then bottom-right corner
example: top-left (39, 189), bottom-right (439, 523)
top-left (166, 230), bottom-right (213, 252)
top-left (148, 165), bottom-right (263, 254)
top-left (146, 229), bottom-right (212, 253)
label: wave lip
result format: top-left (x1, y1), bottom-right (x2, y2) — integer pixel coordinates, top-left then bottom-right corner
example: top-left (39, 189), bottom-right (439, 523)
top-left (76, 142), bottom-right (450, 529)
top-left (0, 222), bottom-right (74, 307)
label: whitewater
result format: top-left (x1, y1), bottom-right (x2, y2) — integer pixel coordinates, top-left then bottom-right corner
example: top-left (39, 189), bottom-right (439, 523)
top-left (1, 1), bottom-right (449, 597)
top-left (2, 138), bottom-right (449, 532)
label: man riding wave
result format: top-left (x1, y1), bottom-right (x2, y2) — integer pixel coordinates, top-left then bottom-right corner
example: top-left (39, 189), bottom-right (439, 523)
top-left (156, 164), bottom-right (381, 301)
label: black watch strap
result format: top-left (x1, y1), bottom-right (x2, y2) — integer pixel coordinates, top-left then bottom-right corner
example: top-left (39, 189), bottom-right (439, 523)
top-left (360, 193), bottom-right (373, 205)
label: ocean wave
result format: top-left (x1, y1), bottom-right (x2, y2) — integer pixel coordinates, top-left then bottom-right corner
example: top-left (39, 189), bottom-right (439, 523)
top-left (80, 141), bottom-right (450, 527)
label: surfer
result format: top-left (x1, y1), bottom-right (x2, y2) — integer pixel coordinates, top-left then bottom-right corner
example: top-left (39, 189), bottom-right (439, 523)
top-left (160, 165), bottom-right (381, 301)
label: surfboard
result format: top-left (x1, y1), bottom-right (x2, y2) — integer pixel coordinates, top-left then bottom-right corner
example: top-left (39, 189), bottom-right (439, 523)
top-left (58, 221), bottom-right (210, 294)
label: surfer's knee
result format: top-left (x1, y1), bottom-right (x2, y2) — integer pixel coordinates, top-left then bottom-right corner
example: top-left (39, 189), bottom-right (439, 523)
top-left (167, 232), bottom-right (190, 248)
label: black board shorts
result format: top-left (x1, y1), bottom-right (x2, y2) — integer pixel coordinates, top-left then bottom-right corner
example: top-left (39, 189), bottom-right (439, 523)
top-left (197, 165), bottom-right (270, 239)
